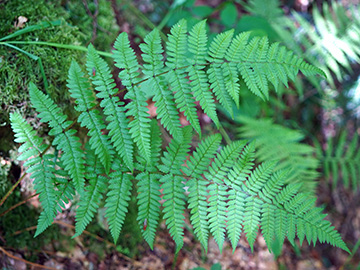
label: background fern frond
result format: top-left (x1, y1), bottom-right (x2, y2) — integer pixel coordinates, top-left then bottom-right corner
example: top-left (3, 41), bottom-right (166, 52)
top-left (29, 82), bottom-right (85, 192)
top-left (317, 130), bottom-right (360, 190)
top-left (236, 116), bottom-right (319, 192)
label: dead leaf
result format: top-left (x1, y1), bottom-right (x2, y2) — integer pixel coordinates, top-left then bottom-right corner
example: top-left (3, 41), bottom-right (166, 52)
top-left (14, 16), bottom-right (28, 29)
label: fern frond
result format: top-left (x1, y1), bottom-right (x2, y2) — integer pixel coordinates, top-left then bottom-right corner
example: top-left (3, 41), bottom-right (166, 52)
top-left (166, 19), bottom-right (201, 135)
top-left (73, 149), bottom-right (106, 238)
top-left (67, 60), bottom-right (113, 173)
top-left (187, 20), bottom-right (219, 127)
top-left (137, 172), bottom-right (161, 249)
top-left (113, 32), bottom-right (151, 163)
top-left (105, 160), bottom-right (133, 244)
top-left (141, 29), bottom-right (182, 140)
top-left (318, 130), bottom-right (360, 190)
top-left (29, 83), bottom-right (85, 192)
top-left (86, 44), bottom-right (134, 171)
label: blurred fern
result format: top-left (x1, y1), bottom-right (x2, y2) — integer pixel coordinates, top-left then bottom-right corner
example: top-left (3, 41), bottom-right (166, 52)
top-left (236, 116), bottom-right (319, 192)
top-left (316, 130), bottom-right (360, 191)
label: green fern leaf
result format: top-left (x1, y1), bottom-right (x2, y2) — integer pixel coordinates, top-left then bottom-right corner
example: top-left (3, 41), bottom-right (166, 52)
top-left (185, 134), bottom-right (222, 251)
top-left (243, 197), bottom-right (263, 252)
top-left (165, 19), bottom-right (201, 135)
top-left (113, 32), bottom-right (151, 163)
top-left (73, 150), bottom-right (106, 237)
top-left (86, 44), bottom-right (134, 171)
top-left (29, 83), bottom-right (85, 192)
top-left (137, 172), bottom-right (161, 249)
top-left (105, 160), bottom-right (133, 244)
top-left (141, 29), bottom-right (182, 140)
top-left (187, 20), bottom-right (219, 127)
top-left (67, 60), bottom-right (113, 173)
top-left (226, 143), bottom-right (255, 250)
top-left (10, 112), bottom-right (58, 236)
top-left (159, 126), bottom-right (192, 252)
top-left (205, 140), bottom-right (247, 251)
top-left (207, 30), bottom-right (235, 114)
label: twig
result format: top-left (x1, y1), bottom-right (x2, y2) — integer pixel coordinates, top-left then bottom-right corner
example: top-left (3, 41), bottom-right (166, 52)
top-left (0, 173), bottom-right (26, 207)
top-left (0, 246), bottom-right (58, 270)
top-left (0, 193), bottom-right (38, 218)
top-left (82, 0), bottom-right (99, 45)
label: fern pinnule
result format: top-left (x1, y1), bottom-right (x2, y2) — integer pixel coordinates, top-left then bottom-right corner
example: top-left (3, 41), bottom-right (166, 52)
top-left (207, 30), bottom-right (235, 115)
top-left (159, 126), bottom-right (192, 252)
top-left (29, 83), bottom-right (85, 192)
top-left (73, 149), bottom-right (107, 238)
top-left (186, 133), bottom-right (222, 251)
top-left (187, 20), bottom-right (220, 128)
top-left (113, 32), bottom-right (151, 163)
top-left (67, 60), bottom-right (114, 173)
top-left (136, 172), bottom-right (161, 249)
top-left (140, 29), bottom-right (183, 141)
top-left (105, 160), bottom-right (133, 244)
top-left (86, 44), bottom-right (134, 171)
top-left (166, 19), bottom-right (201, 135)
top-left (10, 112), bottom-right (58, 236)
top-left (206, 140), bottom-right (247, 251)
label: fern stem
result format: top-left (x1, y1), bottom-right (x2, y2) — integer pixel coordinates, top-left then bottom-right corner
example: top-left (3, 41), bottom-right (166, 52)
top-left (0, 247), bottom-right (57, 270)
top-left (219, 124), bottom-right (232, 145)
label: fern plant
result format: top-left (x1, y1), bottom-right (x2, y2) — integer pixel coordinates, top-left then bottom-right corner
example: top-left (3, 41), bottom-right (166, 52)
top-left (316, 130), bottom-right (360, 191)
top-left (10, 19), bottom-right (349, 254)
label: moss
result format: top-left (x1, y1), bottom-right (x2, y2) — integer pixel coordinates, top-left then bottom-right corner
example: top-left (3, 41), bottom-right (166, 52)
top-left (0, 0), bottom-right (84, 123)
top-left (65, 0), bottom-right (119, 52)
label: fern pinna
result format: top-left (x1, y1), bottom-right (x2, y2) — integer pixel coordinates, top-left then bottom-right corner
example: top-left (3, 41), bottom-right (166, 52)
top-left (10, 19), bottom-right (348, 254)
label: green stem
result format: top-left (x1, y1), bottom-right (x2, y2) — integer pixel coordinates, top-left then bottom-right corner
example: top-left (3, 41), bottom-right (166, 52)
top-left (219, 123), bottom-right (232, 145)
top-left (1, 41), bottom-right (112, 58)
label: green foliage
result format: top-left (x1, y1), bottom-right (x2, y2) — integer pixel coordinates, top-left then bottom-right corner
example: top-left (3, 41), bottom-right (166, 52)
top-left (9, 19), bottom-right (348, 255)
top-left (316, 131), bottom-right (360, 191)
top-left (236, 116), bottom-right (320, 192)
top-left (272, 1), bottom-right (360, 88)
